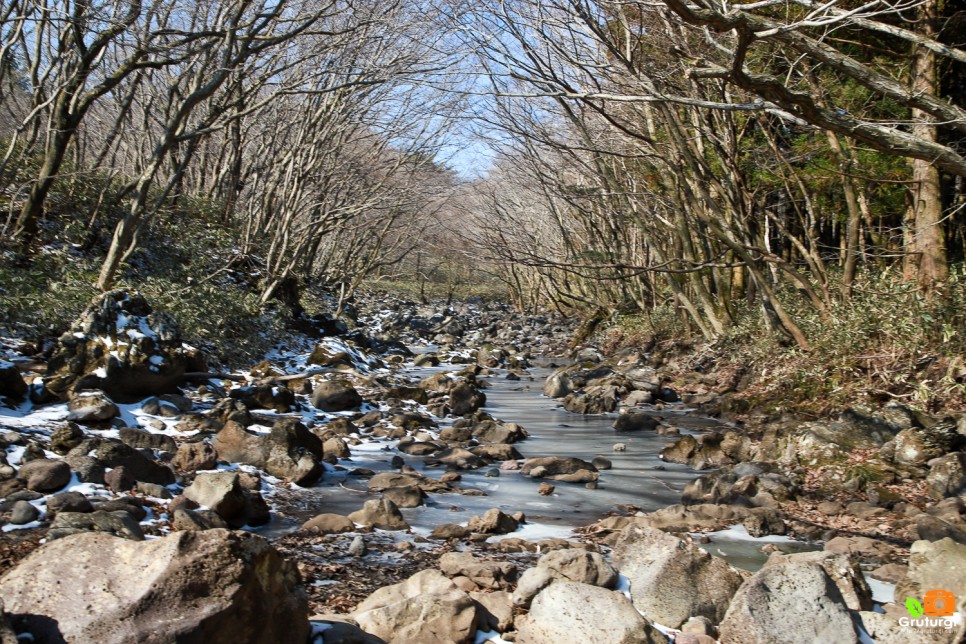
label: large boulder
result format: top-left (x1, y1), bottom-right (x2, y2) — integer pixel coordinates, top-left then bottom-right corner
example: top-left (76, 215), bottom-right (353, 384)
top-left (718, 558), bottom-right (859, 643)
top-left (562, 386), bottom-right (618, 414)
top-left (466, 508), bottom-right (519, 535)
top-left (763, 551), bottom-right (872, 611)
top-left (613, 524), bottom-right (747, 628)
top-left (449, 379), bottom-right (486, 416)
top-left (471, 420), bottom-right (527, 444)
top-left (513, 549), bottom-right (618, 607)
top-left (895, 538), bottom-right (966, 642)
top-left (17, 458), bottom-right (71, 492)
top-left (521, 456), bottom-right (599, 483)
top-left (892, 423), bottom-right (960, 467)
top-left (212, 419), bottom-right (324, 485)
top-left (927, 452), bottom-right (966, 501)
top-left (516, 581), bottom-right (667, 644)
top-left (353, 569), bottom-right (479, 644)
top-left (439, 552), bottom-right (517, 590)
top-left (67, 390), bottom-right (120, 422)
top-left (542, 370), bottom-right (572, 398)
top-left (43, 291), bottom-right (194, 402)
top-left (0, 530), bottom-right (307, 644)
top-left (48, 510), bottom-right (145, 541)
top-left (182, 472), bottom-right (248, 526)
top-left (311, 380), bottom-right (363, 412)
top-left (95, 440), bottom-right (176, 485)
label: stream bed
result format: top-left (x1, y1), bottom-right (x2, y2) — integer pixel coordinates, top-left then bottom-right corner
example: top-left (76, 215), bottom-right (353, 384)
top-left (264, 357), bottom-right (819, 570)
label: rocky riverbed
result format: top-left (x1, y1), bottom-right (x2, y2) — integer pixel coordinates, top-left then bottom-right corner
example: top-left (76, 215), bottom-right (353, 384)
top-left (0, 290), bottom-right (964, 643)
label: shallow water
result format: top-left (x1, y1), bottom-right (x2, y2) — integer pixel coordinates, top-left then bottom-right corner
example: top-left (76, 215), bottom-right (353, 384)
top-left (261, 360), bottom-right (732, 537)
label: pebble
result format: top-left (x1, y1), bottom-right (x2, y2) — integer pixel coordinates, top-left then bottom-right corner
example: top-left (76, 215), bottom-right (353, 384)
top-left (348, 536), bottom-right (367, 557)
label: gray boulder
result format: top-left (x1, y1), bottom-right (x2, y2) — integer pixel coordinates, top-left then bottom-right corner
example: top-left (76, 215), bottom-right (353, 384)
top-left (895, 537), bottom-right (966, 642)
top-left (348, 498), bottom-right (409, 531)
top-left (517, 582), bottom-right (667, 644)
top-left (353, 569), bottom-right (479, 644)
top-left (212, 419), bottom-right (324, 485)
top-left (613, 411), bottom-right (658, 432)
top-left (17, 458), bottom-right (71, 492)
top-left (67, 390), bottom-right (119, 422)
top-left (927, 452), bottom-right (966, 501)
top-left (719, 559), bottom-right (859, 643)
top-left (182, 472), bottom-right (247, 526)
top-left (466, 508), bottom-right (518, 535)
top-left (613, 524), bottom-right (747, 628)
top-left (439, 552), bottom-right (517, 590)
top-left (0, 529), bottom-right (308, 644)
top-left (48, 510), bottom-right (144, 541)
top-left (311, 380), bottom-right (363, 412)
top-left (521, 456), bottom-right (598, 483)
top-left (449, 379), bottom-right (486, 416)
top-left (95, 440), bottom-right (175, 485)
top-left (542, 370), bottom-right (572, 398)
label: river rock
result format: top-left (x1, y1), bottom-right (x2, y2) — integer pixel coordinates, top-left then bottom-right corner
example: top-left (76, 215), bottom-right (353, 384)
top-left (353, 569), bottom-right (479, 644)
top-left (302, 513), bottom-right (355, 534)
top-left (521, 456), bottom-right (598, 483)
top-left (613, 411), bottom-right (658, 432)
top-left (18, 458), bottom-right (71, 492)
top-left (348, 498), bottom-right (409, 530)
top-left (48, 510), bottom-right (144, 541)
top-left (472, 420), bottom-right (527, 444)
top-left (764, 551), bottom-right (872, 611)
top-left (172, 508), bottom-right (229, 532)
top-left (466, 508), bottom-right (518, 535)
top-left (0, 529), bottom-right (308, 643)
top-left (892, 423), bottom-right (960, 467)
top-left (68, 390), bottom-right (120, 422)
top-left (311, 379), bottom-right (363, 412)
top-left (382, 485), bottom-right (425, 508)
top-left (8, 500), bottom-right (39, 524)
top-left (42, 291), bottom-right (193, 402)
top-left (542, 369), bottom-right (572, 398)
top-left (718, 558), bottom-right (859, 643)
top-left (46, 491), bottom-right (93, 515)
top-left (449, 379), bottom-right (486, 416)
top-left (439, 552), bottom-right (517, 590)
top-left (516, 581), bottom-right (667, 644)
top-left (119, 427), bottom-right (177, 453)
top-left (50, 422), bottom-right (86, 454)
top-left (183, 472), bottom-right (247, 525)
top-left (172, 441), bottom-right (218, 472)
top-left (95, 440), bottom-right (175, 485)
top-left (927, 452), bottom-right (966, 501)
top-left (562, 387), bottom-right (618, 414)
top-left (613, 524), bottom-right (747, 628)
top-left (895, 538), bottom-right (966, 638)
top-left (212, 419), bottom-right (324, 485)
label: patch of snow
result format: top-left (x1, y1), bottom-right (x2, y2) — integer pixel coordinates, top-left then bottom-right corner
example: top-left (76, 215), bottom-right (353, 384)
top-left (697, 524), bottom-right (802, 544)
top-left (6, 445), bottom-right (26, 466)
top-left (475, 630), bottom-right (510, 644)
top-left (0, 358), bottom-right (13, 369)
top-left (866, 577), bottom-right (895, 604)
top-left (309, 621), bottom-right (333, 643)
top-left (615, 574), bottom-right (632, 601)
top-left (93, 367), bottom-right (108, 378)
top-left (3, 521), bottom-right (42, 532)
top-left (73, 332), bottom-right (86, 339)
top-left (149, 355), bottom-right (164, 366)
top-left (484, 522), bottom-right (574, 545)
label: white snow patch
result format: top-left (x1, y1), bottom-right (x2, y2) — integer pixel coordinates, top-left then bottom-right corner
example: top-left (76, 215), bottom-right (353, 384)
top-left (2, 521), bottom-right (41, 532)
top-left (866, 577), bottom-right (895, 604)
top-left (475, 629), bottom-right (510, 644)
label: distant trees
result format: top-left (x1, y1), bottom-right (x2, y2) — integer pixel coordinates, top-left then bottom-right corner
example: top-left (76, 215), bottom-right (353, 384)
top-left (454, 0), bottom-right (964, 343)
top-left (0, 0), bottom-right (465, 305)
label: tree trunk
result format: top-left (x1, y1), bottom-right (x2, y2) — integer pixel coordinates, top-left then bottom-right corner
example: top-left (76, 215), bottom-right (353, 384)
top-left (905, 0), bottom-right (948, 295)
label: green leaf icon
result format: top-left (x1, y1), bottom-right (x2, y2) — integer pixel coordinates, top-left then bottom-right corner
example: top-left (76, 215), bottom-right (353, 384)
top-left (906, 598), bottom-right (925, 618)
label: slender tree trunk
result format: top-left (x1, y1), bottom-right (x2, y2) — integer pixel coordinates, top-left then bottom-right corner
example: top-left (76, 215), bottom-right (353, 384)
top-left (905, 0), bottom-right (947, 295)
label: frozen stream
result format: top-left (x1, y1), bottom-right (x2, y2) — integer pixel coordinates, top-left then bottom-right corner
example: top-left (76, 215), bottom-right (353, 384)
top-left (269, 360), bottom-right (721, 535)
top-left (258, 356), bottom-right (820, 571)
